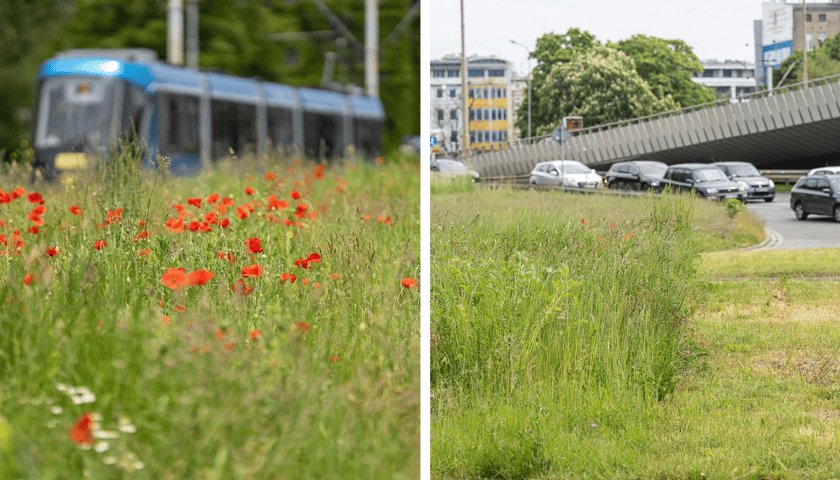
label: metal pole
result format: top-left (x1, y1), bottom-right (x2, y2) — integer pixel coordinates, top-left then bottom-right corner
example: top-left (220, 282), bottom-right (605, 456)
top-left (460, 0), bottom-right (469, 157)
top-left (803, 0), bottom-right (808, 85)
top-left (186, 0), bottom-right (199, 70)
top-left (365, 0), bottom-right (379, 96)
top-left (167, 0), bottom-right (184, 66)
top-left (510, 40), bottom-right (532, 139)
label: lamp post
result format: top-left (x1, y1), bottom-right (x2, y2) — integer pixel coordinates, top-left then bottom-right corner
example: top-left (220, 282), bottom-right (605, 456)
top-left (510, 40), bottom-right (532, 140)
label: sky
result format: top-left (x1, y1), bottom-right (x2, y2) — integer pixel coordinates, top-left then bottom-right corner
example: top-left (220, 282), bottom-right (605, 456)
top-left (429, 0), bottom-right (810, 77)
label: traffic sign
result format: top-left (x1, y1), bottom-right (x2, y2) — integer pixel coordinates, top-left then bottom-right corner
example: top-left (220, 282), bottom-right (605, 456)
top-left (564, 116), bottom-right (583, 131)
top-left (430, 136), bottom-right (437, 147)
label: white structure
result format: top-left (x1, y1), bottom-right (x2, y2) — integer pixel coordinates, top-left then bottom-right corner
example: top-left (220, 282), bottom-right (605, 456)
top-left (692, 60), bottom-right (757, 101)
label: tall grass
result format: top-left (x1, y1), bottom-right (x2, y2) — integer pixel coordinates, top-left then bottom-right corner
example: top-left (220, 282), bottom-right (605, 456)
top-left (431, 188), bottom-right (701, 478)
top-left (0, 147), bottom-right (419, 478)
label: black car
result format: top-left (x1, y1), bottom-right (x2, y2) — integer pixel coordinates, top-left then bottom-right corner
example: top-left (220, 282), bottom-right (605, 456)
top-left (790, 175), bottom-right (840, 222)
top-left (712, 161), bottom-right (775, 202)
top-left (604, 160), bottom-right (667, 191)
top-left (656, 163), bottom-right (747, 201)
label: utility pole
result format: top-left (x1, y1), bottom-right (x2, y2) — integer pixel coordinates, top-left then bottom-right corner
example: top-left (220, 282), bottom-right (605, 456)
top-left (167, 0), bottom-right (184, 66)
top-left (365, 0), bottom-right (379, 96)
top-left (460, 0), bottom-right (470, 157)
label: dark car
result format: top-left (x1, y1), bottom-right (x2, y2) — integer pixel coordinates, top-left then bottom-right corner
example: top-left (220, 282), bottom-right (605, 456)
top-left (605, 160), bottom-right (667, 191)
top-left (656, 163), bottom-right (747, 201)
top-left (790, 175), bottom-right (840, 221)
top-left (712, 161), bottom-right (775, 202)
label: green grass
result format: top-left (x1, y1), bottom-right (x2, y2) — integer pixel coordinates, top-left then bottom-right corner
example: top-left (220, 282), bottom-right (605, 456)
top-left (700, 248), bottom-right (840, 279)
top-left (431, 187), bottom-right (840, 479)
top-left (0, 149), bottom-right (419, 478)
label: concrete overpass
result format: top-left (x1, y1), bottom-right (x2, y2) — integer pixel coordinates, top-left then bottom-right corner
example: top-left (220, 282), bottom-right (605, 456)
top-left (467, 74), bottom-right (840, 178)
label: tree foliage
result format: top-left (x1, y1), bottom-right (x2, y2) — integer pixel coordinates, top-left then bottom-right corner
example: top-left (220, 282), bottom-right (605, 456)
top-left (612, 34), bottom-right (715, 107)
top-left (516, 28), bottom-right (712, 136)
top-left (528, 45), bottom-right (678, 135)
top-left (774, 36), bottom-right (840, 88)
top-left (1, 0), bottom-right (419, 157)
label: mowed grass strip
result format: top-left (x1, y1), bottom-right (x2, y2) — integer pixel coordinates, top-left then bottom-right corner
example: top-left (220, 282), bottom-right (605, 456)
top-left (700, 247), bottom-right (840, 279)
top-left (432, 186), bottom-right (840, 479)
top-left (0, 150), bottom-right (419, 479)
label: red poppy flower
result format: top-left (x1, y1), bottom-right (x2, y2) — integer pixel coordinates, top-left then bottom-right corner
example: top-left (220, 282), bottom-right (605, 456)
top-left (401, 277), bottom-right (418, 289)
top-left (92, 240), bottom-right (107, 250)
top-left (174, 305), bottom-right (186, 313)
top-left (280, 273), bottom-right (297, 284)
top-left (11, 187), bottom-right (25, 199)
top-left (266, 194), bottom-right (288, 210)
top-left (361, 214), bottom-right (371, 221)
top-left (294, 322), bottom-right (310, 334)
top-left (245, 187), bottom-right (255, 196)
top-left (69, 205), bottom-right (82, 216)
top-left (68, 413), bottom-right (93, 447)
top-left (225, 342), bottom-right (235, 350)
top-left (313, 164), bottom-right (325, 179)
top-left (206, 193), bottom-right (220, 204)
top-left (377, 215), bottom-right (393, 225)
top-left (245, 237), bottom-right (263, 254)
top-left (138, 249), bottom-right (151, 256)
top-left (187, 221), bottom-right (201, 232)
top-left (236, 206), bottom-right (250, 219)
top-left (187, 269), bottom-right (214, 286)
top-left (232, 279), bottom-right (253, 296)
top-left (330, 356), bottom-right (339, 362)
top-left (187, 197), bottom-right (202, 208)
top-left (27, 226), bottom-right (39, 235)
top-left (45, 246), bottom-right (59, 257)
top-left (162, 315), bottom-right (172, 325)
top-left (217, 252), bottom-right (235, 264)
top-left (204, 211), bottom-right (218, 224)
top-left (165, 218), bottom-right (185, 233)
top-left (241, 264), bottom-right (263, 278)
top-left (27, 192), bottom-right (43, 204)
top-left (219, 218), bottom-right (230, 228)
top-left (291, 190), bottom-right (301, 200)
top-left (135, 230), bottom-right (150, 240)
top-left (161, 268), bottom-right (189, 290)
top-left (293, 252), bottom-right (321, 269)
top-left (250, 329), bottom-right (262, 341)
top-left (294, 204), bottom-right (308, 219)
top-left (23, 274), bottom-right (35, 285)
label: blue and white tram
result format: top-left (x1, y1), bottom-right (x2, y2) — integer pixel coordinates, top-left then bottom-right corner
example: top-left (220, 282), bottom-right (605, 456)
top-left (32, 49), bottom-right (384, 178)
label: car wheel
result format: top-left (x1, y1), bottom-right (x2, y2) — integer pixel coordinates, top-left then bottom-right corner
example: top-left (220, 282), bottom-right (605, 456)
top-left (794, 202), bottom-right (808, 220)
top-left (607, 181), bottom-right (616, 189)
top-left (834, 205), bottom-right (840, 223)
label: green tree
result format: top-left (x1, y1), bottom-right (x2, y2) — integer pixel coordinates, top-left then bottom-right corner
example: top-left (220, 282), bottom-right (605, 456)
top-left (774, 37), bottom-right (840, 88)
top-left (528, 45), bottom-right (678, 135)
top-left (612, 34), bottom-right (715, 107)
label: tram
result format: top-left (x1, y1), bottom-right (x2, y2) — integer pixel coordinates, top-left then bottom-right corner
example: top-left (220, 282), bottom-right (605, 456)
top-left (31, 49), bottom-right (384, 178)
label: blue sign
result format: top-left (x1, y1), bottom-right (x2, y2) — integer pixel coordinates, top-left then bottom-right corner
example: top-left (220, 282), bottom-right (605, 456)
top-left (430, 136), bottom-right (437, 147)
top-left (763, 40), bottom-right (793, 69)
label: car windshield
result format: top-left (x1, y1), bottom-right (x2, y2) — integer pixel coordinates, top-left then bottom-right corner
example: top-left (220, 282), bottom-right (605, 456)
top-left (35, 76), bottom-right (122, 150)
top-left (724, 164), bottom-right (761, 177)
top-left (437, 160), bottom-right (468, 172)
top-left (637, 163), bottom-right (667, 175)
top-left (694, 168), bottom-right (728, 182)
top-left (830, 178), bottom-right (840, 191)
top-left (553, 163), bottom-right (590, 174)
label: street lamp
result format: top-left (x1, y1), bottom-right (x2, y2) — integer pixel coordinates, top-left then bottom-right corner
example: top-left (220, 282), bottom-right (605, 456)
top-left (510, 40), bottom-right (532, 140)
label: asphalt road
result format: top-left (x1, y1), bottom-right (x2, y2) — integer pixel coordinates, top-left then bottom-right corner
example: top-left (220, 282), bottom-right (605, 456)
top-left (746, 192), bottom-right (840, 250)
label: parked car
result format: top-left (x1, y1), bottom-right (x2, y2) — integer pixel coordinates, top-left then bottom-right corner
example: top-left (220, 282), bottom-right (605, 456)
top-left (604, 160), bottom-right (667, 191)
top-left (529, 160), bottom-right (602, 190)
top-left (656, 163), bottom-right (747, 201)
top-left (431, 159), bottom-right (479, 181)
top-left (790, 175), bottom-right (840, 221)
top-left (807, 166), bottom-right (840, 176)
top-left (712, 161), bottom-right (775, 202)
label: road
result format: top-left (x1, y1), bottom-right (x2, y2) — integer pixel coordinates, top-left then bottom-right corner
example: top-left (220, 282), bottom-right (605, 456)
top-left (746, 192), bottom-right (840, 250)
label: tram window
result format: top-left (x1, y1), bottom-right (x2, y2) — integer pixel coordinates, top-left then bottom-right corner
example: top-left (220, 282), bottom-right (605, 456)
top-left (267, 107), bottom-right (294, 152)
top-left (159, 93), bottom-right (200, 155)
top-left (354, 118), bottom-right (382, 158)
top-left (303, 112), bottom-right (343, 160)
top-left (211, 100), bottom-right (256, 159)
top-left (120, 83), bottom-right (147, 141)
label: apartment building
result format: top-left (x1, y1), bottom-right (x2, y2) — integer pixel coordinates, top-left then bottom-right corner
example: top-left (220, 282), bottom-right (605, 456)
top-left (692, 60), bottom-right (757, 101)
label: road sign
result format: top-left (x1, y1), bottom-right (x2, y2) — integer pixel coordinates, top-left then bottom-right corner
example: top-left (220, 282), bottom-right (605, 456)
top-left (551, 125), bottom-right (571, 143)
top-left (430, 136), bottom-right (437, 147)
top-left (564, 116), bottom-right (583, 131)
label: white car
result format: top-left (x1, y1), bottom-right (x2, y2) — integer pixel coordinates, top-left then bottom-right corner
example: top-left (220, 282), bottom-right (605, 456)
top-left (807, 166), bottom-right (840, 176)
top-left (529, 160), bottom-right (602, 189)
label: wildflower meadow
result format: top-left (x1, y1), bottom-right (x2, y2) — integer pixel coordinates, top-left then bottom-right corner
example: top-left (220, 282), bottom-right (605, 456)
top-left (0, 146), bottom-right (419, 478)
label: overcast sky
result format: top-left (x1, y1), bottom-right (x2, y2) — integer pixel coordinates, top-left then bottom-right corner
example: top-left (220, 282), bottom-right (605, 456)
top-left (429, 0), bottom-right (823, 77)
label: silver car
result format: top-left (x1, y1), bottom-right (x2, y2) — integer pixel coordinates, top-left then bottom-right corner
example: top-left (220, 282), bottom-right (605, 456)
top-left (529, 160), bottom-right (602, 189)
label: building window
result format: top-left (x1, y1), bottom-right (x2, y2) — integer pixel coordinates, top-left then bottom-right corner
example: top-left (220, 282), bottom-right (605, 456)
top-left (437, 89), bottom-right (443, 98)
top-left (722, 69), bottom-right (732, 78)
top-left (819, 32), bottom-right (829, 46)
top-left (702, 70), bottom-right (714, 78)
top-left (447, 69), bottom-right (459, 77)
top-left (450, 130), bottom-right (458, 144)
top-left (450, 110), bottom-right (457, 120)
top-left (437, 109), bottom-right (444, 122)
top-left (468, 69), bottom-right (484, 77)
top-left (806, 13), bottom-right (812, 22)
top-left (449, 87), bottom-right (456, 98)
top-left (807, 33), bottom-right (814, 51)
top-left (468, 89), bottom-right (474, 99)
top-left (433, 69), bottom-right (445, 78)
top-left (488, 69), bottom-right (505, 77)
top-left (819, 13), bottom-right (827, 21)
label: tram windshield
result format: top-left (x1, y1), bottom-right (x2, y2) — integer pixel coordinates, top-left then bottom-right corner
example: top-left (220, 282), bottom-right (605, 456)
top-left (34, 76), bottom-right (130, 151)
